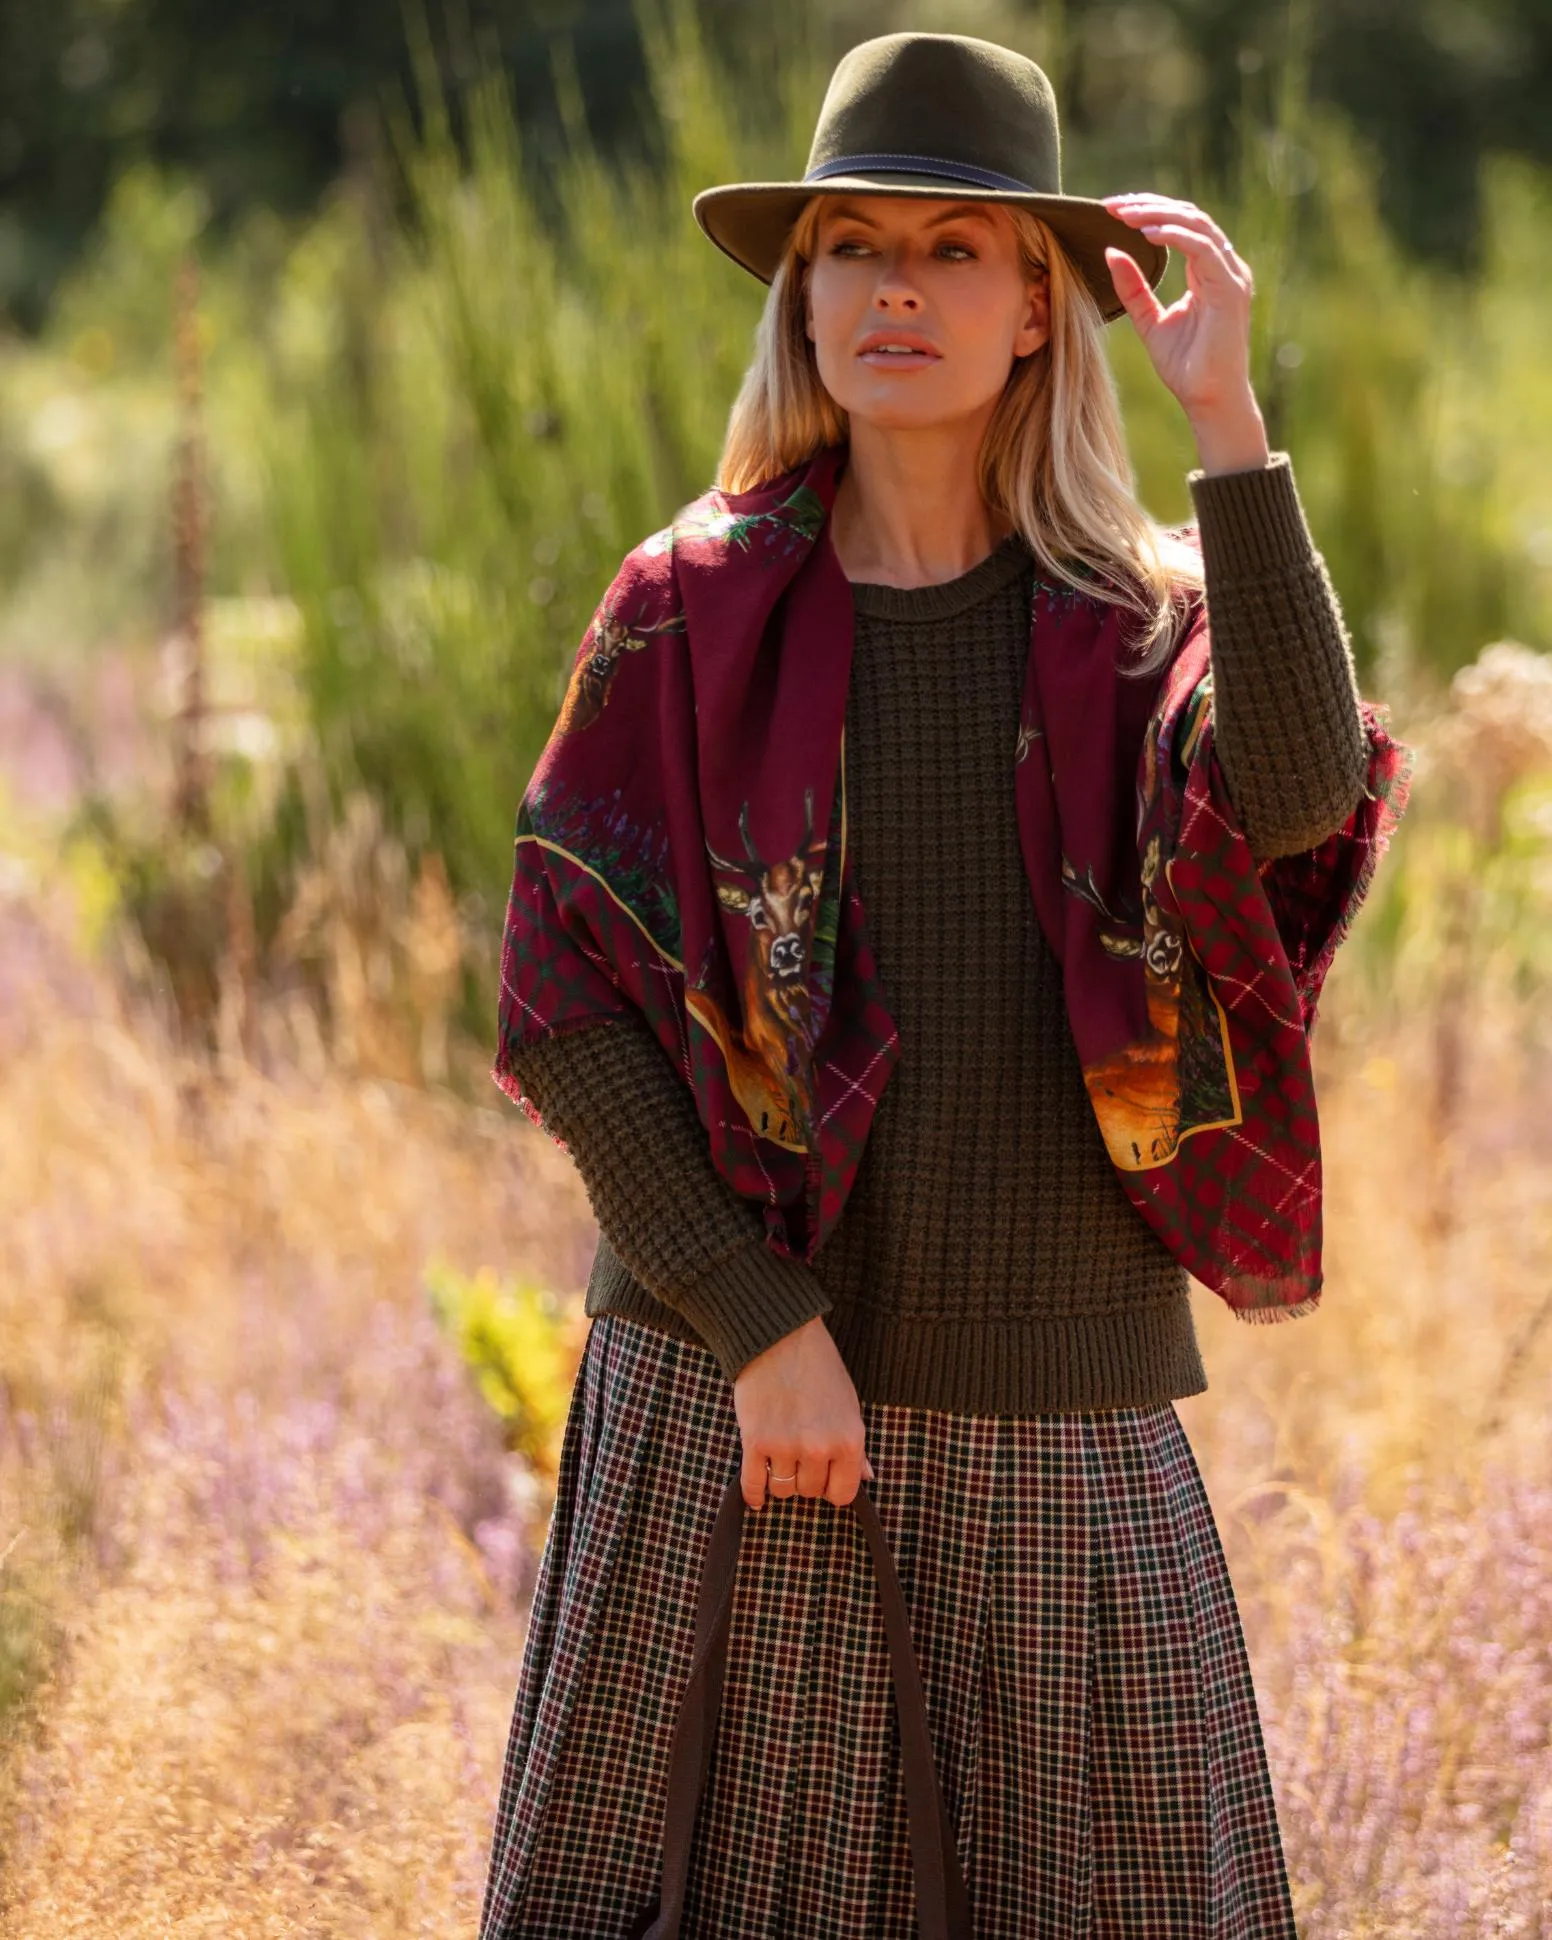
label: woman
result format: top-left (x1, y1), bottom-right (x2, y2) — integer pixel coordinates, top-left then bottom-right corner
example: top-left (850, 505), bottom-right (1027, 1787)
top-left (479, 32), bottom-right (1410, 1939)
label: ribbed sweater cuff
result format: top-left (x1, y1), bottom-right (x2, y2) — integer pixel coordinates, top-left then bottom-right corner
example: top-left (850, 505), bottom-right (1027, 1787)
top-left (678, 1237), bottom-right (835, 1384)
top-left (1186, 451), bottom-right (1311, 578)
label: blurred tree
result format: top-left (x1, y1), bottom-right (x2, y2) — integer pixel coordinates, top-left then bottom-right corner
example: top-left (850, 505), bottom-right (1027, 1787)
top-left (2, 0), bottom-right (1549, 318)
top-left (0, 0), bottom-right (650, 327)
top-left (1157, 0), bottom-right (1550, 264)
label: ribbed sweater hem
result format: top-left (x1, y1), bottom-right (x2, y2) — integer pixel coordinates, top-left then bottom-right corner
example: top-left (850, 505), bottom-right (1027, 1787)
top-left (823, 1290), bottom-right (1207, 1414)
top-left (585, 1243), bottom-right (1207, 1416)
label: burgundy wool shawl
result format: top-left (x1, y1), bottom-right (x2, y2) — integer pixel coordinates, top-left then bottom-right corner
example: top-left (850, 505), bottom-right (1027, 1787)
top-left (495, 445), bottom-right (1414, 1321)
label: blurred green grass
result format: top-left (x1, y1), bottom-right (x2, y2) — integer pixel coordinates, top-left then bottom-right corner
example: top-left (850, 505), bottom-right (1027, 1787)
top-left (0, 0), bottom-right (1549, 1031)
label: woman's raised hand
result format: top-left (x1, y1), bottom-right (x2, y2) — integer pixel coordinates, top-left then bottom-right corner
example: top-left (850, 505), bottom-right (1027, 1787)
top-left (1099, 192), bottom-right (1271, 475)
top-left (732, 1314), bottom-right (875, 1511)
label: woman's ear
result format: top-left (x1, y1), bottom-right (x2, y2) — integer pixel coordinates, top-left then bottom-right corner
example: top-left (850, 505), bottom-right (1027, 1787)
top-left (1013, 270), bottom-right (1051, 359)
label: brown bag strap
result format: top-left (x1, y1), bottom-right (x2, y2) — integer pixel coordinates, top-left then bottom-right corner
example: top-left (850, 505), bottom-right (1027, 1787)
top-left (638, 1472), bottom-right (972, 1939)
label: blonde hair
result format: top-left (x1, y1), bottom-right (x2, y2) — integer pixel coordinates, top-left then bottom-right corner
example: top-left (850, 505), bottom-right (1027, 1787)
top-left (716, 197), bottom-right (1204, 678)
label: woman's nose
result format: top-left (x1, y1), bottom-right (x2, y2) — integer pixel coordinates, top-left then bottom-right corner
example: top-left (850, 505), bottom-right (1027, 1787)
top-left (872, 270), bottom-right (922, 311)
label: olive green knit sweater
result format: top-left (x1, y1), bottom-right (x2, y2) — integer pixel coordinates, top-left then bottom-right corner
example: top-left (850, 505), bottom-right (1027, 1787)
top-left (502, 453), bottom-right (1369, 1414)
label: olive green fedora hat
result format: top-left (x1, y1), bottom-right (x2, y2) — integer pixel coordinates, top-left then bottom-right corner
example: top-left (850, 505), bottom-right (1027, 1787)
top-left (692, 32), bottom-right (1167, 324)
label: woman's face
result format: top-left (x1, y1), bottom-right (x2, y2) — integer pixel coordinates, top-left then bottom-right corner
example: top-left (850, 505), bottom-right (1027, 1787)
top-left (804, 195), bottom-right (1049, 435)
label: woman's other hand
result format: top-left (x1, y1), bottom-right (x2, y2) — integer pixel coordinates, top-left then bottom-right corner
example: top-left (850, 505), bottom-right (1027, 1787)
top-left (733, 1314), bottom-right (876, 1511)
top-left (1099, 193), bottom-right (1271, 476)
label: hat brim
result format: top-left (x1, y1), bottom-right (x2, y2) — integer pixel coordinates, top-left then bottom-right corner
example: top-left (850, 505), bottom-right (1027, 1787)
top-left (693, 175), bottom-right (1167, 325)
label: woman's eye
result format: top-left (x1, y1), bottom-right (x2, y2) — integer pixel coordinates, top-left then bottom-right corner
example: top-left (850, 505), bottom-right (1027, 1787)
top-left (825, 236), bottom-right (975, 260)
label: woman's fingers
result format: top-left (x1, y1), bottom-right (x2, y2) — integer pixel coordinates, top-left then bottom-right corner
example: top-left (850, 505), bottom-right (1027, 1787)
top-left (742, 1448), bottom-right (816, 1510)
top-left (1105, 246), bottom-right (1165, 328)
top-left (1135, 222), bottom-right (1243, 281)
top-left (741, 1444), bottom-right (774, 1511)
top-left (1100, 191), bottom-right (1259, 418)
top-left (742, 1447), bottom-right (803, 1510)
top-left (824, 1450), bottom-right (866, 1507)
top-left (742, 1444), bottom-right (873, 1511)
top-left (1104, 190), bottom-right (1227, 244)
top-left (1104, 195), bottom-right (1253, 287)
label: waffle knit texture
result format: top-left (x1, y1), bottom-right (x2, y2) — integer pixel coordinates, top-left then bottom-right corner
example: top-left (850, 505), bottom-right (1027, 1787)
top-left (506, 453), bottom-right (1369, 1412)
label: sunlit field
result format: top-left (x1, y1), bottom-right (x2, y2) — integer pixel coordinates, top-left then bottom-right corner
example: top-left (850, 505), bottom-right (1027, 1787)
top-left (3, 9), bottom-right (1551, 1935)
top-left (3, 645), bottom-right (1550, 1936)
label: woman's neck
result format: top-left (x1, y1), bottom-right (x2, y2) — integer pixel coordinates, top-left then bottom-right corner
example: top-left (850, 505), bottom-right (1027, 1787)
top-left (828, 419), bottom-right (1011, 588)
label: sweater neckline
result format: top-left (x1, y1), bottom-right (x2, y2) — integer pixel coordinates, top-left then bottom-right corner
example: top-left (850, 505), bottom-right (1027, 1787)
top-left (848, 530), bottom-right (1033, 623)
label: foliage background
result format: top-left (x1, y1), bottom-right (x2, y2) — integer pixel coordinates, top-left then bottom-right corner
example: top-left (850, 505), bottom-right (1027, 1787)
top-left (6, 0), bottom-right (1552, 326)
top-left (7, 0), bottom-right (1552, 1041)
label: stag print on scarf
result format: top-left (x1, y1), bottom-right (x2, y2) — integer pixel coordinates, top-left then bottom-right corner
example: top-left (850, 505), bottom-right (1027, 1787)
top-left (1064, 677), bottom-right (1241, 1171)
top-left (554, 598), bottom-right (687, 739)
top-left (686, 787), bottom-right (830, 1153)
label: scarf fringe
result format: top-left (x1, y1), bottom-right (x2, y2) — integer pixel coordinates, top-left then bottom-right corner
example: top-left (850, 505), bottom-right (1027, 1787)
top-left (1300, 706), bottom-right (1417, 1015)
top-left (1228, 1290), bottom-right (1324, 1325)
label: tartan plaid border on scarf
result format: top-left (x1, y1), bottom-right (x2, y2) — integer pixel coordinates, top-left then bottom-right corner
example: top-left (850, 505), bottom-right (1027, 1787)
top-left (495, 446), bottom-right (1414, 1320)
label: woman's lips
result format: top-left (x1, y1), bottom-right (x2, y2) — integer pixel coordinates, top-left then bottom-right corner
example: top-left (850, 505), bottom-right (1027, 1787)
top-left (855, 331), bottom-right (941, 370)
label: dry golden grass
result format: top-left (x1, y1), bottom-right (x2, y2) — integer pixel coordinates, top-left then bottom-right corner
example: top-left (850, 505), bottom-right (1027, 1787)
top-left (0, 896), bottom-right (586, 1935)
top-left (1181, 991), bottom-right (1552, 1933)
top-left (3, 1520), bottom-right (512, 1935)
top-left (2, 728), bottom-right (1551, 1932)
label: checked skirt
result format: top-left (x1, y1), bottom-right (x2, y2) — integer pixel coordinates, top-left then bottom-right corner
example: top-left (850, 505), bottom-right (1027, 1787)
top-left (477, 1312), bottom-right (1298, 1939)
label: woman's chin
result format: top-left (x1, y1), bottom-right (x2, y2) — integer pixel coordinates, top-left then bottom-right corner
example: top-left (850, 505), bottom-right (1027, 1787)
top-left (836, 390), bottom-right (993, 435)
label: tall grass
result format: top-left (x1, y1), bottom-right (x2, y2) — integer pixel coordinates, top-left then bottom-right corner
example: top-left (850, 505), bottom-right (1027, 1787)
top-left (254, 7), bottom-right (818, 933)
top-left (2, 4), bottom-right (1548, 1017)
top-left (0, 886), bottom-right (589, 1933)
top-left (240, 5), bottom-right (1552, 972)
top-left (2, 719), bottom-right (1551, 1931)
